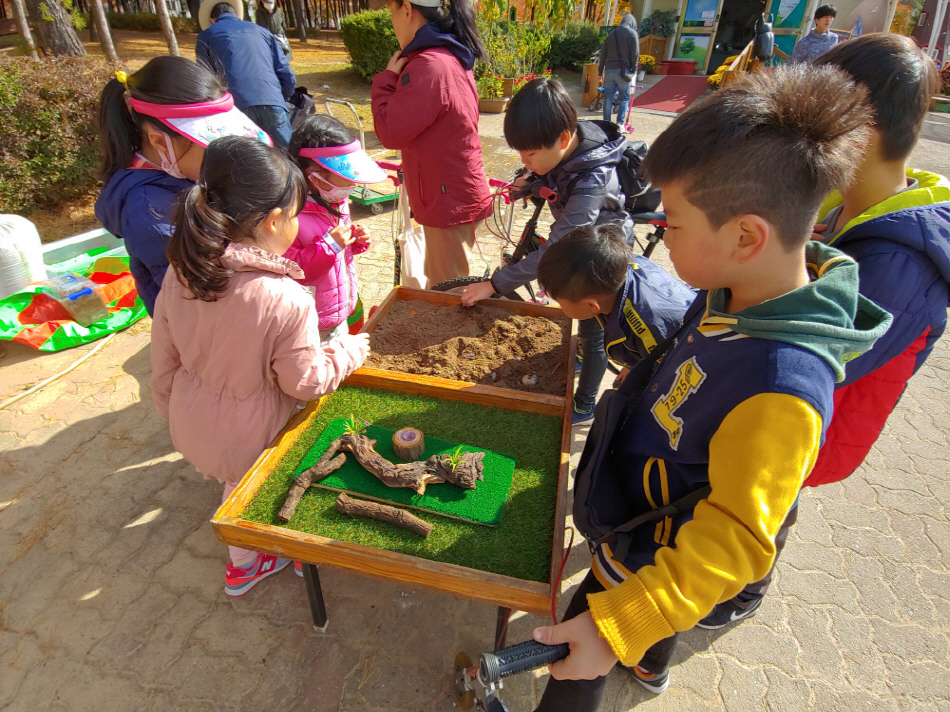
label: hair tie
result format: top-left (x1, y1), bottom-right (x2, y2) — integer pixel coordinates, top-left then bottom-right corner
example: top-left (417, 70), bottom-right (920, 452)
top-left (115, 70), bottom-right (129, 89)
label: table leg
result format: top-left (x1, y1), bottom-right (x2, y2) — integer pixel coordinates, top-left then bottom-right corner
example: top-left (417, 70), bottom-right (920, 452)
top-left (494, 606), bottom-right (511, 651)
top-left (302, 563), bottom-right (329, 632)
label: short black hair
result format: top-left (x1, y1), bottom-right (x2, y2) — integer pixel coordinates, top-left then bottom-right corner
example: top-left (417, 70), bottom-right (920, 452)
top-left (537, 224), bottom-right (630, 301)
top-left (504, 78), bottom-right (578, 151)
top-left (815, 33), bottom-right (939, 162)
top-left (643, 64), bottom-right (871, 250)
top-left (210, 2), bottom-right (235, 19)
top-left (814, 4), bottom-right (837, 19)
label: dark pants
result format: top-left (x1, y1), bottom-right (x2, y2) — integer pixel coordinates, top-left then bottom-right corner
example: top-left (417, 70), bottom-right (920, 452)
top-left (575, 317), bottom-right (608, 412)
top-left (244, 104), bottom-right (293, 151)
top-left (534, 573), bottom-right (679, 712)
top-left (728, 504), bottom-right (799, 610)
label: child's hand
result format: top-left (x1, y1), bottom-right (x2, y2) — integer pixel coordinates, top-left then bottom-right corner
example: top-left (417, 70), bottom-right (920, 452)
top-left (812, 223), bottom-right (829, 241)
top-left (460, 281), bottom-right (496, 306)
top-left (349, 332), bottom-right (371, 360)
top-left (352, 224), bottom-right (370, 246)
top-left (330, 225), bottom-right (355, 249)
top-left (533, 612), bottom-right (618, 681)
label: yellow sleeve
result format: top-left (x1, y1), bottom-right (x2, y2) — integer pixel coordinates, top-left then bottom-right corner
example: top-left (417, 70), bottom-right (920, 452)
top-left (587, 392), bottom-right (822, 665)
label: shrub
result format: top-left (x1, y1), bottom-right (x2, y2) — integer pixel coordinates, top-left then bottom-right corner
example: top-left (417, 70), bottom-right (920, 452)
top-left (639, 10), bottom-right (677, 37)
top-left (548, 19), bottom-right (601, 70)
top-left (478, 17), bottom-right (551, 77)
top-left (101, 11), bottom-right (196, 33)
top-left (476, 73), bottom-right (504, 99)
top-left (0, 56), bottom-right (115, 215)
top-left (340, 10), bottom-right (401, 80)
top-left (512, 68), bottom-right (551, 94)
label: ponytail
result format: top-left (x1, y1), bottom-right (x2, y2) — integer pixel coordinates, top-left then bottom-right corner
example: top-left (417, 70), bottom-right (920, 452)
top-left (167, 135), bottom-right (307, 301)
top-left (412, 0), bottom-right (486, 62)
top-left (98, 78), bottom-right (142, 182)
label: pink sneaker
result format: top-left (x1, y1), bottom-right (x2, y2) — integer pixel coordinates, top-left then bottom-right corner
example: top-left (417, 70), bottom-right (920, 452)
top-left (224, 553), bottom-right (290, 597)
top-left (293, 561), bottom-right (304, 577)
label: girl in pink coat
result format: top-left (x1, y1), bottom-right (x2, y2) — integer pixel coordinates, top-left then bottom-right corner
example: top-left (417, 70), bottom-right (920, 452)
top-left (285, 116), bottom-right (388, 342)
top-left (151, 136), bottom-right (370, 597)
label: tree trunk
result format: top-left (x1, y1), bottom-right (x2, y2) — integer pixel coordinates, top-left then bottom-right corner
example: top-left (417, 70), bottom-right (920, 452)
top-left (24, 0), bottom-right (87, 56)
top-left (88, 0), bottom-right (119, 62)
top-left (9, 0), bottom-right (39, 59)
top-left (291, 0), bottom-right (307, 42)
top-left (154, 0), bottom-right (180, 55)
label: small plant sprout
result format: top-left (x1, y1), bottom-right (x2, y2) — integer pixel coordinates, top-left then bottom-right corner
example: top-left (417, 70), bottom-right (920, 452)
top-left (444, 446), bottom-right (465, 471)
top-left (343, 415), bottom-right (369, 435)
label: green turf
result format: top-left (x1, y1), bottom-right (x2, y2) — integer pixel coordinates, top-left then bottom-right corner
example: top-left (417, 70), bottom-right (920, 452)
top-left (300, 419), bottom-right (515, 526)
top-left (241, 386), bottom-right (562, 583)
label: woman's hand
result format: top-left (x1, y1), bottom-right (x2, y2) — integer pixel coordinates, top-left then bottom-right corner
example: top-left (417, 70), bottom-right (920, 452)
top-left (386, 51), bottom-right (408, 75)
top-left (533, 612), bottom-right (618, 681)
top-left (460, 281), bottom-right (496, 307)
top-left (329, 225), bottom-right (355, 249)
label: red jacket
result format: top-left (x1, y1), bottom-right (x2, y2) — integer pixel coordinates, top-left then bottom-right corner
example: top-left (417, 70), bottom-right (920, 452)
top-left (371, 40), bottom-right (491, 228)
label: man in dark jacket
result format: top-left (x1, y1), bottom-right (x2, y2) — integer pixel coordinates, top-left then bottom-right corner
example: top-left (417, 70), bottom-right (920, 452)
top-left (598, 13), bottom-right (639, 126)
top-left (196, 0), bottom-right (296, 148)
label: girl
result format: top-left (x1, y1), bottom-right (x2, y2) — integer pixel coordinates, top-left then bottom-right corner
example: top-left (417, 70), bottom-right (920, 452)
top-left (285, 115), bottom-right (386, 343)
top-left (95, 55), bottom-right (271, 316)
top-left (369, 0), bottom-right (493, 287)
top-left (150, 136), bottom-right (370, 597)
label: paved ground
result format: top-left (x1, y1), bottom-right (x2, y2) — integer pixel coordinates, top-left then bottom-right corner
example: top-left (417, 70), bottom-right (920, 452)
top-left (2, 79), bottom-right (950, 712)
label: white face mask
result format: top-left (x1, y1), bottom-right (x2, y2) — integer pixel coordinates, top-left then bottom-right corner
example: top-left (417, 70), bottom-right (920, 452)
top-left (158, 133), bottom-right (187, 180)
top-left (309, 172), bottom-right (356, 204)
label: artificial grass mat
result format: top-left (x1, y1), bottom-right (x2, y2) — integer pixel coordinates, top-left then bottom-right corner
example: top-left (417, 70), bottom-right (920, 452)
top-left (242, 386), bottom-right (562, 583)
top-left (302, 418), bottom-right (515, 526)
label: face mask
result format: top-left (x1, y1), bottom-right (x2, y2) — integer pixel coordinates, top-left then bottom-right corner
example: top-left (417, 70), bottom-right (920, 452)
top-left (309, 172), bottom-right (356, 204)
top-left (158, 133), bottom-right (187, 180)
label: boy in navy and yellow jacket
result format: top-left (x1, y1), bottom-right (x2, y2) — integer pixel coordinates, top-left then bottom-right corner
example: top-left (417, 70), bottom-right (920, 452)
top-left (529, 64), bottom-right (891, 710)
top-left (702, 33), bottom-right (950, 629)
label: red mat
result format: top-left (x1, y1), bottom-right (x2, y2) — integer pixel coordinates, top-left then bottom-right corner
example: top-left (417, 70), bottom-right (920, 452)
top-left (631, 76), bottom-right (710, 113)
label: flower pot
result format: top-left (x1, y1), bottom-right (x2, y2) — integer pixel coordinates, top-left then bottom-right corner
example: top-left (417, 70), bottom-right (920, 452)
top-left (650, 62), bottom-right (671, 75)
top-left (478, 98), bottom-right (510, 113)
top-left (666, 59), bottom-right (698, 75)
top-left (637, 70), bottom-right (646, 81)
top-left (501, 77), bottom-right (515, 96)
top-left (640, 35), bottom-right (668, 61)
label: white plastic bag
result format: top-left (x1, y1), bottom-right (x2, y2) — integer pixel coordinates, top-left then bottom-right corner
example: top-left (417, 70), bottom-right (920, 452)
top-left (396, 187), bottom-right (426, 290)
top-left (0, 215), bottom-right (46, 300)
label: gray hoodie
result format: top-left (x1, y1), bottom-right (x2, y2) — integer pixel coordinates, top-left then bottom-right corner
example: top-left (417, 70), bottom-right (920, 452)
top-left (599, 13), bottom-right (640, 80)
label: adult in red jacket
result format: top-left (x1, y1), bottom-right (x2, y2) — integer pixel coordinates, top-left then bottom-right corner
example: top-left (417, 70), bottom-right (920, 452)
top-left (370, 0), bottom-right (492, 287)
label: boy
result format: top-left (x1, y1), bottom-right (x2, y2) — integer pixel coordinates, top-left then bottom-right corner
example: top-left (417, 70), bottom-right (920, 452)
top-left (788, 4), bottom-right (838, 64)
top-left (529, 64), bottom-right (891, 709)
top-left (701, 33), bottom-right (950, 627)
top-left (460, 78), bottom-right (633, 425)
top-left (536, 224), bottom-right (694, 369)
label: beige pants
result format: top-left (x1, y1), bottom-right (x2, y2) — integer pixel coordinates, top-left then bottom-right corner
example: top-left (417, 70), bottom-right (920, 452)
top-left (422, 221), bottom-right (482, 288)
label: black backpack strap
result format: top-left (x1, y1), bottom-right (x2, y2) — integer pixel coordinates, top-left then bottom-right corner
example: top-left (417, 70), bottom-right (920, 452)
top-left (606, 485), bottom-right (712, 563)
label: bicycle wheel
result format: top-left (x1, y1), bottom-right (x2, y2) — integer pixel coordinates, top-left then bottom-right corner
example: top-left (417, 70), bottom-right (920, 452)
top-left (430, 276), bottom-right (525, 301)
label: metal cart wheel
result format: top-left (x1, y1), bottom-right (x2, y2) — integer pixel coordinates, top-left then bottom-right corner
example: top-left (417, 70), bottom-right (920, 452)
top-left (371, 203), bottom-right (384, 215)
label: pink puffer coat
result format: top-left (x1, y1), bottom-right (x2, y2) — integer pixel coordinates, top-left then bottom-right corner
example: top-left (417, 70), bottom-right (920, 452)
top-left (150, 242), bottom-right (368, 484)
top-left (282, 198), bottom-right (368, 331)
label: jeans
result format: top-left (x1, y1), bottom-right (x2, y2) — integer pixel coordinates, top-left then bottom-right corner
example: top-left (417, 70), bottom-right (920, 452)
top-left (244, 104), bottom-right (293, 150)
top-left (602, 68), bottom-right (632, 125)
top-left (575, 317), bottom-right (608, 412)
top-left (534, 572), bottom-right (679, 712)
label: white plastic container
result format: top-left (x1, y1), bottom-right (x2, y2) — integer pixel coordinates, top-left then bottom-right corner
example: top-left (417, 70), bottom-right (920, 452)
top-left (0, 215), bottom-right (47, 299)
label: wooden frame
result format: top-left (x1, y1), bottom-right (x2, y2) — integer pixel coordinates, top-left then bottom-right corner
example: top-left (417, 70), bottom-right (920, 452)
top-left (212, 288), bottom-right (576, 616)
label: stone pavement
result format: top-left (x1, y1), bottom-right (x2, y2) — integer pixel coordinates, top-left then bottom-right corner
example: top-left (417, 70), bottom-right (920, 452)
top-left (2, 88), bottom-right (950, 712)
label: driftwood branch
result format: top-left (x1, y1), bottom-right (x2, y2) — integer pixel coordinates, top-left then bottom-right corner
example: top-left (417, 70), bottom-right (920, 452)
top-left (335, 493), bottom-right (433, 538)
top-left (277, 438), bottom-right (346, 521)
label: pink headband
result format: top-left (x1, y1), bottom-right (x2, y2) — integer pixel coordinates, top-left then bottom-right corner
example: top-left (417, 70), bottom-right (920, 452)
top-left (298, 140), bottom-right (361, 159)
top-left (129, 93), bottom-right (234, 119)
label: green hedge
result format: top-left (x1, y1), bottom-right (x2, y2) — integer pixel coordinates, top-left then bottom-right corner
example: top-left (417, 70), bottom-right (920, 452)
top-left (548, 19), bottom-right (601, 70)
top-left (0, 56), bottom-right (114, 215)
top-left (340, 10), bottom-right (401, 80)
top-left (102, 11), bottom-right (197, 33)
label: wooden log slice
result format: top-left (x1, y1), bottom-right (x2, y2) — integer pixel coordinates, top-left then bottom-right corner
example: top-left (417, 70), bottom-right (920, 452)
top-left (392, 427), bottom-right (425, 460)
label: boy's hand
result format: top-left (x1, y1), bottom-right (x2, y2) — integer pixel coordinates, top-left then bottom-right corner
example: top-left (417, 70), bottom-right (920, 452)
top-left (386, 51), bottom-right (408, 75)
top-left (352, 224), bottom-right (370, 246)
top-left (613, 367), bottom-right (631, 388)
top-left (460, 281), bottom-right (496, 306)
top-left (329, 225), bottom-right (355, 249)
top-left (812, 224), bottom-right (828, 241)
top-left (533, 612), bottom-right (618, 681)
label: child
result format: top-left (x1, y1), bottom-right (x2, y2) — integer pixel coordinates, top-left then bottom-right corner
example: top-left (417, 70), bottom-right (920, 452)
top-left (95, 55), bottom-right (272, 316)
top-left (529, 64), bottom-right (891, 708)
top-left (150, 136), bottom-right (370, 597)
top-left (285, 116), bottom-right (386, 343)
top-left (536, 224), bottom-right (694, 369)
top-left (461, 77), bottom-right (633, 425)
top-left (788, 5), bottom-right (838, 64)
top-left (701, 33), bottom-right (950, 628)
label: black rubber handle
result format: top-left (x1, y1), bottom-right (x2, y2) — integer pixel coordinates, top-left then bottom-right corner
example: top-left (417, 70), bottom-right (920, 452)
top-left (478, 640), bottom-right (571, 683)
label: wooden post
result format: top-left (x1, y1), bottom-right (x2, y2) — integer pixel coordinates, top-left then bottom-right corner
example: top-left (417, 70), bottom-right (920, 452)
top-left (10, 0), bottom-right (39, 59)
top-left (154, 0), bottom-right (180, 56)
top-left (88, 0), bottom-right (119, 62)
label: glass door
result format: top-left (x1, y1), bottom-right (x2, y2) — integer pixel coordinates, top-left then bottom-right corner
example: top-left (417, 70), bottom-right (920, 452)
top-left (673, 0), bottom-right (728, 73)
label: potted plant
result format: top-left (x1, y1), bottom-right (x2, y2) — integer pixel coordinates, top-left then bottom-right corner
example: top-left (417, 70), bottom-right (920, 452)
top-left (477, 73), bottom-right (509, 113)
top-left (639, 10), bottom-right (676, 63)
top-left (638, 54), bottom-right (655, 80)
top-left (512, 68), bottom-right (552, 95)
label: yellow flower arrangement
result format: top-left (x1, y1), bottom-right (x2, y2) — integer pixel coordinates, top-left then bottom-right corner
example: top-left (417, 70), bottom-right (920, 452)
top-left (708, 54), bottom-right (742, 89)
top-left (639, 54), bottom-right (657, 72)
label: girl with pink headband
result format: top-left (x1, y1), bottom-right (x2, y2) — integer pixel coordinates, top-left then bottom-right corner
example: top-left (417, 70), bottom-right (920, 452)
top-left (285, 115), bottom-right (387, 343)
top-left (95, 56), bottom-right (269, 315)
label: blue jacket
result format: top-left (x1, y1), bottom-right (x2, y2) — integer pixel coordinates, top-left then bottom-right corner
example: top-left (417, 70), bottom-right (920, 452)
top-left (95, 168), bottom-right (193, 316)
top-left (196, 13), bottom-right (295, 110)
top-left (491, 121), bottom-right (633, 294)
top-left (597, 258), bottom-right (695, 368)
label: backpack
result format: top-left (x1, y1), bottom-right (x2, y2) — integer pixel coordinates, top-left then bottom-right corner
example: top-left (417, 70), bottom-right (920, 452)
top-left (564, 139), bottom-right (662, 216)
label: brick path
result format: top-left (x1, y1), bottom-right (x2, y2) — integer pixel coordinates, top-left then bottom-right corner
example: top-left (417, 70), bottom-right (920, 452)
top-left (1, 88), bottom-right (949, 712)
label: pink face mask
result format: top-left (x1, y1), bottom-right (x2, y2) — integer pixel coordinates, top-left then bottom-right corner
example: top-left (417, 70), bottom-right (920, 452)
top-left (158, 133), bottom-right (187, 180)
top-left (309, 172), bottom-right (355, 204)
